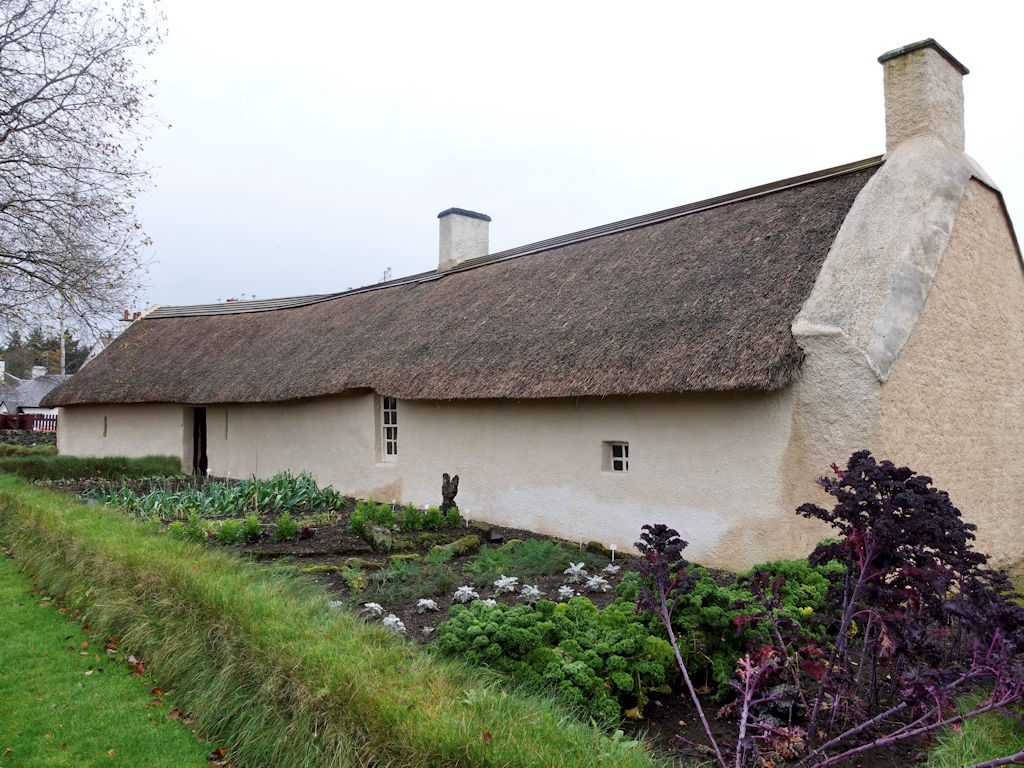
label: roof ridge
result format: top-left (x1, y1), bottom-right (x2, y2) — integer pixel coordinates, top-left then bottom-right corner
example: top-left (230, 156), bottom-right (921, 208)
top-left (148, 156), bottom-right (883, 319)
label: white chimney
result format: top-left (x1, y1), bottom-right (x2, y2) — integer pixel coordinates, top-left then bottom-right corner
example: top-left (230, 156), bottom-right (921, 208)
top-left (438, 208), bottom-right (491, 271)
top-left (31, 365), bottom-right (46, 379)
top-left (878, 39), bottom-right (968, 153)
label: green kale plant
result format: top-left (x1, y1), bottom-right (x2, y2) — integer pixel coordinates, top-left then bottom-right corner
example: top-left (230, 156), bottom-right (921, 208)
top-left (273, 511), bottom-right (298, 542)
top-left (347, 502), bottom-right (369, 534)
top-left (183, 511), bottom-right (207, 544)
top-left (242, 513), bottom-right (262, 541)
top-left (435, 596), bottom-right (675, 723)
top-left (370, 502), bottom-right (397, 529)
top-left (216, 518), bottom-right (244, 544)
top-left (399, 503), bottom-right (422, 532)
top-left (422, 506), bottom-right (444, 530)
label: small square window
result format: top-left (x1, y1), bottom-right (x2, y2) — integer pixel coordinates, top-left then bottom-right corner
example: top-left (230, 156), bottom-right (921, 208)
top-left (603, 441), bottom-right (629, 472)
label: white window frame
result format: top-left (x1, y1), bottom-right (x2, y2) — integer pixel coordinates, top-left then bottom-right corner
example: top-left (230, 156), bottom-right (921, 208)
top-left (381, 396), bottom-right (398, 462)
top-left (602, 441), bottom-right (629, 472)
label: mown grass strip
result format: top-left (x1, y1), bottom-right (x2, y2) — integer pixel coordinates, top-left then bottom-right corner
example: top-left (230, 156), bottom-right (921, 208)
top-left (0, 454), bottom-right (180, 481)
top-left (0, 475), bottom-right (663, 768)
top-left (0, 551), bottom-right (211, 767)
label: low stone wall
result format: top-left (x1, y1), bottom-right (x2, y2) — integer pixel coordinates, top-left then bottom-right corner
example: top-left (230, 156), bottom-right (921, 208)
top-left (0, 429), bottom-right (57, 447)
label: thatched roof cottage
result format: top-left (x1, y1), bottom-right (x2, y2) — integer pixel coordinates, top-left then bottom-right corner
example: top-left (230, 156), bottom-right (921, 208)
top-left (44, 40), bottom-right (1024, 571)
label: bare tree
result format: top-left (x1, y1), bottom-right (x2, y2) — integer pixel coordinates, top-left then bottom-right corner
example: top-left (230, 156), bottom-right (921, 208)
top-left (0, 0), bottom-right (161, 334)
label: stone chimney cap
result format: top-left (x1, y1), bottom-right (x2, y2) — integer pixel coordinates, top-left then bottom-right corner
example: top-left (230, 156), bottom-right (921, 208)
top-left (438, 207), bottom-right (492, 222)
top-left (879, 39), bottom-right (968, 75)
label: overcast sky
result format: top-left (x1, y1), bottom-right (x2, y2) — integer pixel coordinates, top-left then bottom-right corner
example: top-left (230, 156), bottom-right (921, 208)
top-left (130, 1), bottom-right (1023, 317)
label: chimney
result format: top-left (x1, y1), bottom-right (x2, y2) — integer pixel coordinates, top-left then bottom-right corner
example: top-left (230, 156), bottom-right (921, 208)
top-left (879, 39), bottom-right (968, 153)
top-left (438, 208), bottom-right (491, 271)
top-left (31, 365), bottom-right (46, 379)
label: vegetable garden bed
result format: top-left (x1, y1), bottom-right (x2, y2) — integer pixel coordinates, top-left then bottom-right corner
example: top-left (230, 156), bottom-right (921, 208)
top-left (38, 455), bottom-right (1024, 768)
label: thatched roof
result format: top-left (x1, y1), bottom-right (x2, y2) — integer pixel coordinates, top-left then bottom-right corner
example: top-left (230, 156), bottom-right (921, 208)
top-left (44, 158), bottom-right (881, 407)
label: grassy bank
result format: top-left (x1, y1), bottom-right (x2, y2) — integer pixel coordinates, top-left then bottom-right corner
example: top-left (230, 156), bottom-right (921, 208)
top-left (0, 454), bottom-right (180, 481)
top-left (0, 444), bottom-right (57, 457)
top-left (0, 552), bottom-right (211, 767)
top-left (0, 475), bottom-right (662, 768)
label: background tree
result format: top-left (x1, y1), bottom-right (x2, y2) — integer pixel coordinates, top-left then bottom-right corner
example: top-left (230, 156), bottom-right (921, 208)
top-left (2, 327), bottom-right (88, 376)
top-left (0, 0), bottom-right (161, 335)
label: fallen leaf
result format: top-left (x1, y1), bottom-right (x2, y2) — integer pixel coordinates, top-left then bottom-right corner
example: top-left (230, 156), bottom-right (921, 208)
top-left (82, 624), bottom-right (92, 631)
top-left (43, 733), bottom-right (51, 738)
top-left (108, 748), bottom-right (115, 757)
top-left (85, 668), bottom-right (94, 676)
top-left (624, 706), bottom-right (644, 720)
top-left (167, 708), bottom-right (185, 719)
top-left (481, 731), bottom-right (492, 744)
top-left (150, 687), bottom-right (163, 696)
top-left (126, 655), bottom-right (138, 664)
top-left (131, 662), bottom-right (146, 676)
top-left (148, 699), bottom-right (163, 708)
top-left (207, 747), bottom-right (227, 760)
top-left (61, 743), bottom-right (67, 750)
top-left (58, 607), bottom-right (67, 614)
top-left (81, 641), bottom-right (88, 650)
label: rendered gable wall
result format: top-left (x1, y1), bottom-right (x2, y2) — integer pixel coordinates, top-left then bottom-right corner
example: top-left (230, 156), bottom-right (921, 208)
top-left (876, 180), bottom-right (1024, 573)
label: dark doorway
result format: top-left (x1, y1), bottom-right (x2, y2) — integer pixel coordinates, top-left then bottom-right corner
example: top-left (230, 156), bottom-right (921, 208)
top-left (192, 407), bottom-right (208, 477)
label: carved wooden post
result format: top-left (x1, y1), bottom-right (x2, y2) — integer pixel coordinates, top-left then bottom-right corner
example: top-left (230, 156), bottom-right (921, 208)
top-left (440, 472), bottom-right (459, 512)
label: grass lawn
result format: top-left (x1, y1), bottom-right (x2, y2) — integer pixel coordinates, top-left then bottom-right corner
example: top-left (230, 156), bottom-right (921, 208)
top-left (0, 551), bottom-right (212, 768)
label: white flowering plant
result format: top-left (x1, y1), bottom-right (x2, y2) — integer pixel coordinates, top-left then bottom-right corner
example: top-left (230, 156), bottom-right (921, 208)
top-left (452, 586), bottom-right (479, 604)
top-left (382, 614), bottom-right (406, 634)
top-left (563, 562), bottom-right (588, 583)
top-left (362, 602), bottom-right (384, 616)
top-left (520, 584), bottom-right (544, 604)
top-left (417, 598), bottom-right (440, 613)
top-left (493, 575), bottom-right (519, 594)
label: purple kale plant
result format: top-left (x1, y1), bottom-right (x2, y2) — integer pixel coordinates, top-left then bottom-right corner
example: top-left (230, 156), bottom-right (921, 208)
top-left (790, 451), bottom-right (1024, 767)
top-left (635, 524), bottom-right (726, 768)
